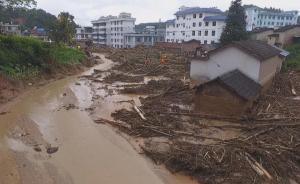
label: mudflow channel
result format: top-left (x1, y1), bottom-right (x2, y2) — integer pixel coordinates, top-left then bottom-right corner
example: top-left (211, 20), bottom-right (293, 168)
top-left (0, 54), bottom-right (197, 184)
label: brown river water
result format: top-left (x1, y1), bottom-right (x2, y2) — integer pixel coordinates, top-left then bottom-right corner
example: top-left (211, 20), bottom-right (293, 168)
top-left (0, 54), bottom-right (197, 184)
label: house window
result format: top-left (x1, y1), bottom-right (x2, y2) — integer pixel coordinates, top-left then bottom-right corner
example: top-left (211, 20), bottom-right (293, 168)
top-left (198, 31), bottom-right (201, 36)
top-left (199, 13), bottom-right (203, 18)
top-left (212, 31), bottom-right (216, 36)
top-left (211, 41), bottom-right (215, 44)
top-left (204, 40), bottom-right (208, 44)
top-left (193, 14), bottom-right (196, 18)
top-left (192, 31), bottom-right (195, 36)
top-left (205, 30), bottom-right (208, 36)
top-left (199, 22), bottom-right (202, 27)
top-left (205, 22), bottom-right (209, 26)
top-left (212, 21), bottom-right (216, 26)
top-left (193, 22), bottom-right (196, 27)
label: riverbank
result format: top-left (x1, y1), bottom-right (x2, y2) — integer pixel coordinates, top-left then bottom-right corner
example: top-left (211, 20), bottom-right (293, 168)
top-left (0, 53), bottom-right (197, 184)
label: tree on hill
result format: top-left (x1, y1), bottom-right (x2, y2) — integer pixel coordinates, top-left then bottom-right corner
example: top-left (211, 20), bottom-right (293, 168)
top-left (0, 0), bottom-right (36, 8)
top-left (220, 0), bottom-right (248, 45)
top-left (49, 12), bottom-right (76, 45)
top-left (0, 8), bottom-right (57, 32)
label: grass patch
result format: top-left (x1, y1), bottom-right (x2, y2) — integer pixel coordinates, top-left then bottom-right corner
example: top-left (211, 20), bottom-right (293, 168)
top-left (49, 46), bottom-right (86, 65)
top-left (284, 44), bottom-right (300, 70)
top-left (0, 35), bottom-right (86, 80)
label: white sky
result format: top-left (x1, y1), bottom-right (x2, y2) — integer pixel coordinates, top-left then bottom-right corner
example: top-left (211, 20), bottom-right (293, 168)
top-left (36, 0), bottom-right (300, 26)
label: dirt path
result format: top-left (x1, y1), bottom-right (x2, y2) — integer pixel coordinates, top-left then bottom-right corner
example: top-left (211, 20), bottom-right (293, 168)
top-left (0, 54), bottom-right (197, 184)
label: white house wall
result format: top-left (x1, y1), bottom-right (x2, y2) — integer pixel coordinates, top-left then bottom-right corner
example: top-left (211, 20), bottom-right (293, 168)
top-left (190, 47), bottom-right (261, 83)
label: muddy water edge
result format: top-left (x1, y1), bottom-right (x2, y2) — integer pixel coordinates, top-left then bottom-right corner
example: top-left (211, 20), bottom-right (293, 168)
top-left (0, 53), bottom-right (197, 184)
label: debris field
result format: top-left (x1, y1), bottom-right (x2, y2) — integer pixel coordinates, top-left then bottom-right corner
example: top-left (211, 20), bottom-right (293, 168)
top-left (90, 46), bottom-right (300, 184)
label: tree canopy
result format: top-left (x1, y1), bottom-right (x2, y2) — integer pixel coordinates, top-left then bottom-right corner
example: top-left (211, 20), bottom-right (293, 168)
top-left (49, 12), bottom-right (76, 45)
top-left (220, 0), bottom-right (248, 45)
top-left (0, 0), bottom-right (36, 8)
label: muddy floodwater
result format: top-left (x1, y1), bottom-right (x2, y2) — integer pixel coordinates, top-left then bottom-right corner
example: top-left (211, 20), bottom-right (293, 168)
top-left (0, 54), bottom-right (197, 184)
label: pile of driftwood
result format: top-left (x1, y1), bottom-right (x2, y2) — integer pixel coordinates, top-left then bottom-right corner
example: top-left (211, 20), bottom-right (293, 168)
top-left (103, 46), bottom-right (189, 79)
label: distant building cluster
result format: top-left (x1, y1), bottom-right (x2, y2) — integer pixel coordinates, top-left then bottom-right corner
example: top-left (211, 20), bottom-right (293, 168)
top-left (72, 4), bottom-right (299, 48)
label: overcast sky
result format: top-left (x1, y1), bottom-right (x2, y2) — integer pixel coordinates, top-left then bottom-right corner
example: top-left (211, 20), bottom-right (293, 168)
top-left (36, 0), bottom-right (300, 26)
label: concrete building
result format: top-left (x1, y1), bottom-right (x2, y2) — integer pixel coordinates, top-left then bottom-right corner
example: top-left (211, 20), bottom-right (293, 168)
top-left (245, 5), bottom-right (298, 31)
top-left (190, 40), bottom-right (286, 89)
top-left (0, 22), bottom-right (21, 35)
top-left (74, 27), bottom-right (93, 41)
top-left (124, 25), bottom-right (165, 48)
top-left (91, 13), bottom-right (136, 48)
top-left (166, 6), bottom-right (227, 44)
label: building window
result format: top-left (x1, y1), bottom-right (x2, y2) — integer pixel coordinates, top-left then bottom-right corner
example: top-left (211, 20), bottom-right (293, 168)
top-left (193, 14), bottom-right (196, 18)
top-left (204, 40), bottom-right (208, 44)
top-left (198, 31), bottom-right (201, 36)
top-left (212, 31), bottom-right (216, 36)
top-left (212, 21), bottom-right (216, 26)
top-left (193, 22), bottom-right (196, 27)
top-left (211, 41), bottom-right (215, 44)
top-left (199, 13), bottom-right (203, 18)
top-left (199, 22), bottom-right (202, 27)
top-left (192, 31), bottom-right (195, 36)
top-left (205, 30), bottom-right (208, 36)
top-left (205, 22), bottom-right (209, 26)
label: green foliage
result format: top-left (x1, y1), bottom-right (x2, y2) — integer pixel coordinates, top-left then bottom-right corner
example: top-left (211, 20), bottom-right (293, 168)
top-left (0, 7), bottom-right (57, 32)
top-left (0, 35), bottom-right (86, 80)
top-left (49, 12), bottom-right (76, 45)
top-left (284, 44), bottom-right (300, 70)
top-left (220, 0), bottom-right (248, 45)
top-left (49, 46), bottom-right (86, 65)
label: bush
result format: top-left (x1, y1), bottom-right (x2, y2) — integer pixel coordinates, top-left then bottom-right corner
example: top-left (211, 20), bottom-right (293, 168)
top-left (0, 35), bottom-right (86, 80)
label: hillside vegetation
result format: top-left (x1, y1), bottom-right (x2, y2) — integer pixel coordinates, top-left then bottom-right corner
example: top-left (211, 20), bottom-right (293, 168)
top-left (0, 35), bottom-right (86, 80)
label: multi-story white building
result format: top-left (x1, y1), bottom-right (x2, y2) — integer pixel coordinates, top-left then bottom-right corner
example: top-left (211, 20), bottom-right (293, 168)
top-left (74, 27), bottom-right (93, 41)
top-left (91, 13), bottom-right (136, 48)
top-left (245, 5), bottom-right (298, 31)
top-left (166, 6), bottom-right (227, 44)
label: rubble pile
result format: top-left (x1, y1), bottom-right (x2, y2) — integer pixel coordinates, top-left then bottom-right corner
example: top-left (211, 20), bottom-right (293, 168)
top-left (106, 46), bottom-right (189, 79)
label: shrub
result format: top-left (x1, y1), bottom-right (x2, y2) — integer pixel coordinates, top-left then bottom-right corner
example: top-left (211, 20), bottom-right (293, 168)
top-left (284, 44), bottom-right (300, 70)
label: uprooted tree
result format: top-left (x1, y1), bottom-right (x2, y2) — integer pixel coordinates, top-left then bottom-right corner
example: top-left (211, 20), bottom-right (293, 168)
top-left (220, 0), bottom-right (248, 45)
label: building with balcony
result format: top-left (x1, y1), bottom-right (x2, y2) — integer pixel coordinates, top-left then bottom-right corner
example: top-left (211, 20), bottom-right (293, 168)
top-left (124, 25), bottom-right (165, 48)
top-left (245, 5), bottom-right (298, 31)
top-left (74, 27), bottom-right (93, 41)
top-left (165, 6), bottom-right (227, 44)
top-left (91, 13), bottom-right (136, 48)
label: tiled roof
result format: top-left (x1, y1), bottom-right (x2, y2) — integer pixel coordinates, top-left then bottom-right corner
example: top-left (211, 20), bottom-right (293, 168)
top-left (232, 40), bottom-right (282, 61)
top-left (203, 15), bottom-right (227, 21)
top-left (250, 27), bottom-right (274, 34)
top-left (274, 25), bottom-right (300, 33)
top-left (218, 70), bottom-right (261, 100)
top-left (165, 19), bottom-right (175, 24)
top-left (175, 7), bottom-right (223, 16)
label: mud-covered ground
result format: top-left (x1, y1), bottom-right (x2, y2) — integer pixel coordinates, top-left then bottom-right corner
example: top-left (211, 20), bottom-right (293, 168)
top-left (0, 53), bottom-right (197, 184)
